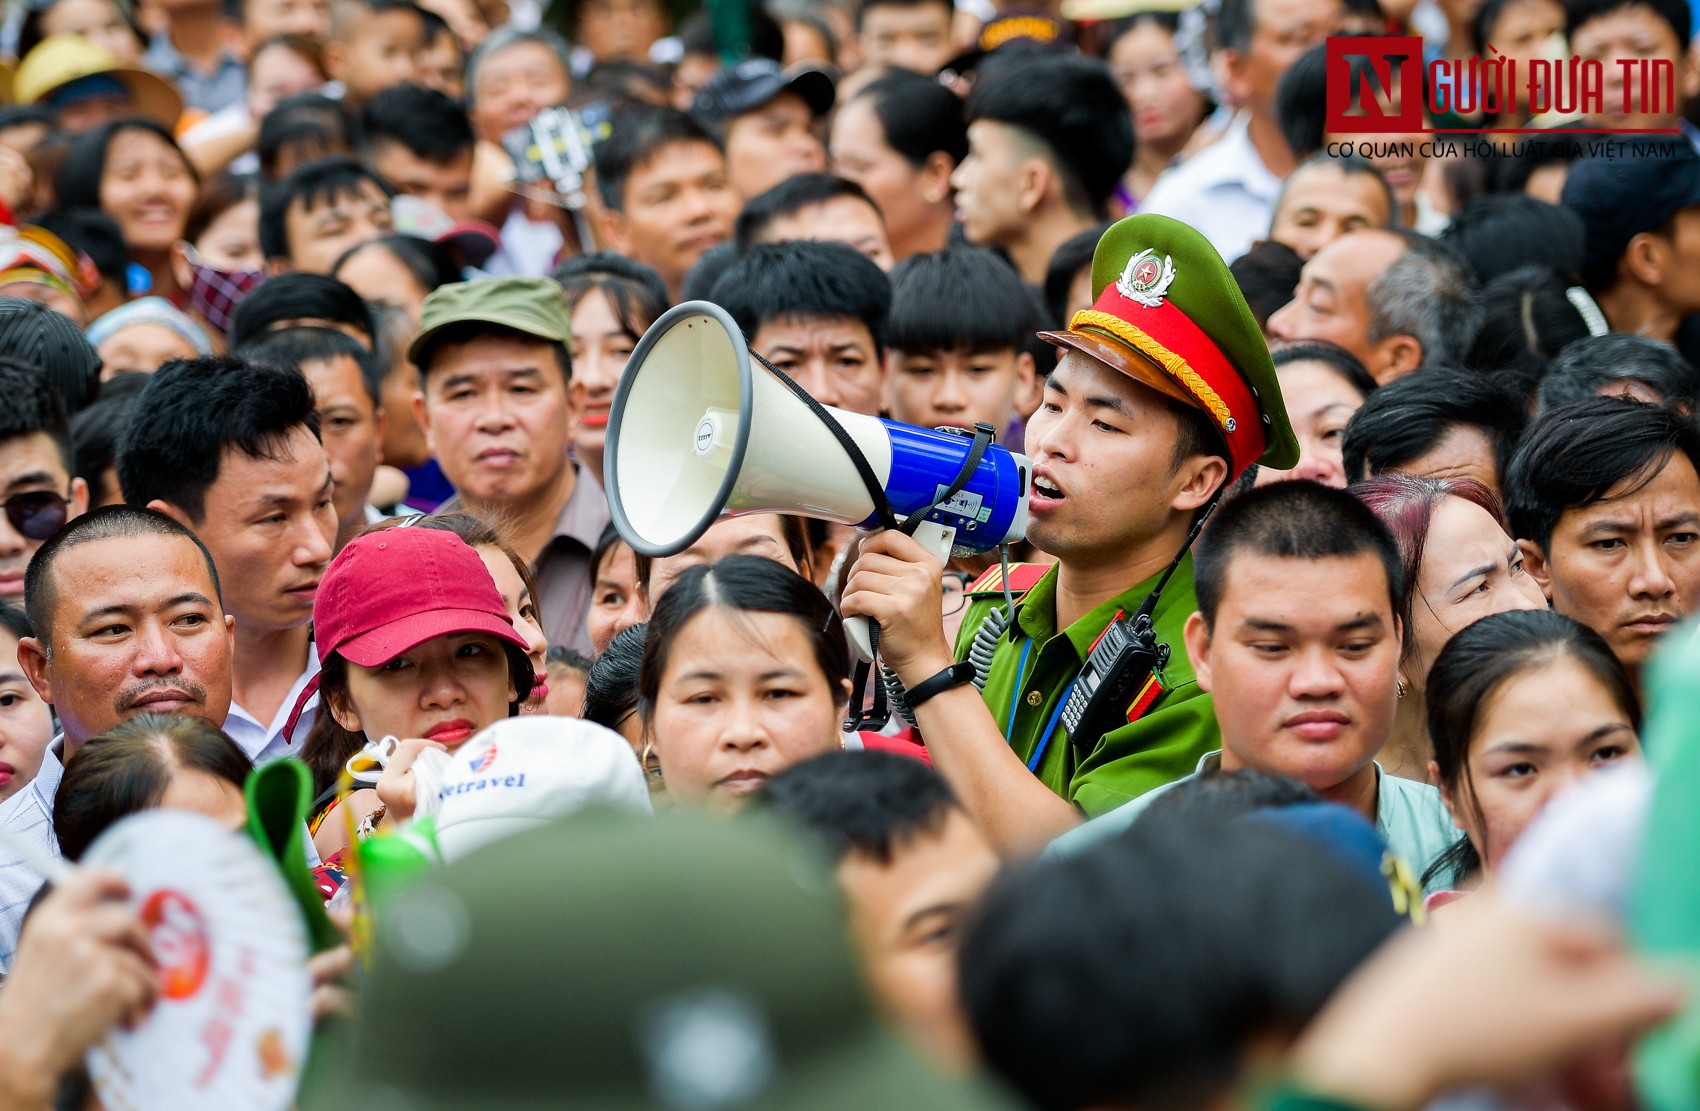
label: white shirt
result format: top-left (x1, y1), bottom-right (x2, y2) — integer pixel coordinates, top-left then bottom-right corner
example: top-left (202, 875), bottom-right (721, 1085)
top-left (224, 652), bottom-right (320, 767)
top-left (1137, 111), bottom-right (1283, 265)
top-left (0, 741), bottom-right (63, 971)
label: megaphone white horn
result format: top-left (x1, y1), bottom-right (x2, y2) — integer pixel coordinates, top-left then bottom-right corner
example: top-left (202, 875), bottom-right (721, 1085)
top-left (605, 301), bottom-right (1032, 654)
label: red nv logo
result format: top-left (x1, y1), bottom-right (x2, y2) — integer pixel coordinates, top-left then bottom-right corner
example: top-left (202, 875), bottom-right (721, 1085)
top-left (1324, 36), bottom-right (1425, 135)
top-left (469, 743), bottom-right (498, 773)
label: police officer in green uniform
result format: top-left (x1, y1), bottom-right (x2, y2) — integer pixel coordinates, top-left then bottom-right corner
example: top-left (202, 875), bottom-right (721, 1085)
top-left (842, 214), bottom-right (1297, 854)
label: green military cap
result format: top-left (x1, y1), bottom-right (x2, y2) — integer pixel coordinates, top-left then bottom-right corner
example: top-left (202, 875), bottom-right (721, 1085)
top-left (310, 808), bottom-right (1015, 1111)
top-left (1039, 214), bottom-right (1298, 478)
top-left (408, 276), bottom-right (572, 369)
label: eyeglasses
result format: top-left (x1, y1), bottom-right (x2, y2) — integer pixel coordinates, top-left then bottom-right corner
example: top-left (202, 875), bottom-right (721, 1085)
top-left (4, 490), bottom-right (69, 541)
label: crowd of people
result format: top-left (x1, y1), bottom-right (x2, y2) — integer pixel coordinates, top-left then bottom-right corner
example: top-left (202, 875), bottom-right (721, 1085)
top-left (0, 0), bottom-right (1692, 1104)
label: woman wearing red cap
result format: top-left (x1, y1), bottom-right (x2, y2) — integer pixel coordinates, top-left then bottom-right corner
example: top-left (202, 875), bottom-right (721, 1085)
top-left (300, 525), bottom-right (536, 858)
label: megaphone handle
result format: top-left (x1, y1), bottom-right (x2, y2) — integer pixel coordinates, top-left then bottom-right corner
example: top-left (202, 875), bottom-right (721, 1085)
top-left (845, 521), bottom-right (959, 662)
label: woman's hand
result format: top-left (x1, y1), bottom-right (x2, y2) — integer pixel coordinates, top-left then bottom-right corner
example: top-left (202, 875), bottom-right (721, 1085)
top-left (375, 738), bottom-right (450, 823)
top-left (0, 871), bottom-right (157, 1109)
top-left (840, 529), bottom-right (956, 685)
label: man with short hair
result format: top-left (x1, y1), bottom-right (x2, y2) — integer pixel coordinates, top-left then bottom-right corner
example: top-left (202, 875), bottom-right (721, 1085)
top-left (0, 363), bottom-right (88, 604)
top-left (953, 53), bottom-right (1133, 284)
top-left (1568, 0), bottom-right (1699, 138)
top-left (260, 156), bottom-right (396, 274)
top-left (1053, 481), bottom-right (1456, 880)
top-left (1269, 228), bottom-right (1481, 383)
top-left (757, 751), bottom-right (1000, 1068)
top-left (410, 277), bottom-right (607, 654)
top-left (1536, 334), bottom-right (1700, 415)
top-left (1562, 149), bottom-right (1700, 346)
top-left (690, 57), bottom-right (834, 200)
top-left (1, 505), bottom-right (236, 968)
top-left (1341, 366), bottom-right (1528, 500)
top-left (841, 214), bottom-right (1299, 854)
top-left (1505, 396), bottom-right (1700, 686)
top-left (594, 104), bottom-right (741, 300)
top-left (361, 82), bottom-right (477, 221)
top-left (117, 356), bottom-right (335, 764)
top-left (735, 172), bottom-right (894, 271)
top-left (238, 326), bottom-right (387, 549)
top-left (712, 239), bottom-right (891, 416)
top-left (855, 0), bottom-right (954, 75)
top-left (1140, 0), bottom-right (1340, 260)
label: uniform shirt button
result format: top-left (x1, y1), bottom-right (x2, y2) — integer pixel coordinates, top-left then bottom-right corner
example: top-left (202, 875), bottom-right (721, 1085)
top-left (1026, 691), bottom-right (1043, 707)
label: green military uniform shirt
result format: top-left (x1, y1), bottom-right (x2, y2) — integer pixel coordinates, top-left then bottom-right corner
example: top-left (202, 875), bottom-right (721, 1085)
top-left (953, 555), bottom-right (1219, 816)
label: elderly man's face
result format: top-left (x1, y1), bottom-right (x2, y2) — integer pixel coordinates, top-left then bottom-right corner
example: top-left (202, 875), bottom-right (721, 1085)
top-left (1268, 229), bottom-right (1410, 381)
top-left (18, 532), bottom-right (235, 754)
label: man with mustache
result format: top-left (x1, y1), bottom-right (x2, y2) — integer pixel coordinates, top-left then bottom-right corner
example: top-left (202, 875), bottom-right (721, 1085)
top-left (1052, 481), bottom-right (1457, 885)
top-left (412, 278), bottom-right (607, 656)
top-left (1506, 397), bottom-right (1700, 692)
top-left (0, 505), bottom-right (235, 968)
top-left (117, 356), bottom-right (336, 764)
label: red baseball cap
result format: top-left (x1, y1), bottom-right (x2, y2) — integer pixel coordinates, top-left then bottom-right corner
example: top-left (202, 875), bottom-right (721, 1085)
top-left (315, 527), bottom-right (530, 668)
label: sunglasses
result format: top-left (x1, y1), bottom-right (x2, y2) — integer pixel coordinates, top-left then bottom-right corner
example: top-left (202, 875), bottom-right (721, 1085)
top-left (5, 490), bottom-right (69, 541)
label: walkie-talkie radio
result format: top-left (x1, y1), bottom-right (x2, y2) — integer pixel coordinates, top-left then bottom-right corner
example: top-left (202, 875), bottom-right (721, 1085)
top-left (1060, 611), bottom-right (1168, 753)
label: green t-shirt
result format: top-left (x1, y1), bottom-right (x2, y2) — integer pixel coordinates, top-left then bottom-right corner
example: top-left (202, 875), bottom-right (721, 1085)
top-left (954, 556), bottom-right (1219, 816)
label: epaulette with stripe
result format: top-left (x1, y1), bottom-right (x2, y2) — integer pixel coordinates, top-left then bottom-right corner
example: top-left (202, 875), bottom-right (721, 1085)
top-left (965, 562), bottom-right (1050, 598)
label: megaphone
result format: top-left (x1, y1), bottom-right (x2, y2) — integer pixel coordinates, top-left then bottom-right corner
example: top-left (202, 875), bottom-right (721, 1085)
top-left (604, 301), bottom-right (1032, 659)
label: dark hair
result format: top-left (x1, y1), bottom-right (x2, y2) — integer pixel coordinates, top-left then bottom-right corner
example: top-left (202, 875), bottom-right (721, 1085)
top-left (1351, 474), bottom-right (1506, 661)
top-left (1424, 609), bottom-right (1640, 884)
top-left (1341, 366), bottom-right (1528, 487)
top-left (756, 750), bottom-right (963, 865)
top-left (1232, 241), bottom-right (1306, 330)
top-left (677, 8), bottom-right (785, 62)
top-left (33, 207), bottom-right (128, 291)
top-left (854, 0), bottom-right (952, 30)
top-left (1537, 333), bottom-right (1700, 415)
top-left (638, 556), bottom-right (848, 722)
top-left (1464, 265), bottom-right (1600, 392)
top-left (734, 173), bottom-right (881, 251)
top-left (360, 82), bottom-right (476, 164)
top-left (590, 519), bottom-right (629, 581)
top-left (0, 105), bottom-right (55, 136)
top-left (849, 68), bottom-right (969, 170)
top-left (54, 714), bottom-right (251, 862)
top-left (250, 31), bottom-right (329, 79)
top-left (594, 104), bottom-right (724, 212)
top-left (1194, 480), bottom-right (1403, 629)
top-left (57, 119), bottom-right (199, 215)
top-left (965, 53), bottom-right (1132, 217)
top-left (1439, 195), bottom-right (1584, 286)
top-left (1215, 0), bottom-right (1256, 51)
top-left (238, 324), bottom-right (385, 406)
top-left (1272, 341), bottom-right (1378, 400)
top-left (228, 271), bottom-right (377, 348)
top-left (184, 171), bottom-right (261, 245)
top-left (0, 599), bottom-right (32, 644)
top-left (1565, 0), bottom-right (1689, 46)
top-left (579, 59), bottom-right (673, 105)
top-left (0, 360), bottom-right (73, 474)
top-left (70, 372), bottom-right (151, 507)
top-left (331, 233), bottom-right (460, 296)
top-left (25, 505), bottom-right (223, 644)
top-left (1277, 39), bottom-right (1425, 159)
top-left (1043, 222), bottom-right (1109, 330)
top-left (552, 250), bottom-right (671, 342)
top-left (0, 302), bottom-right (101, 417)
top-left (1505, 396), bottom-right (1700, 550)
top-left (1272, 152), bottom-right (1395, 228)
top-left (712, 240), bottom-right (891, 358)
top-left (260, 156), bottom-right (392, 263)
top-left (960, 812), bottom-right (1400, 1111)
top-left (1139, 768), bottom-right (1324, 826)
top-left (1492, 122), bottom-right (1587, 193)
top-left (679, 240), bottom-right (740, 302)
top-left (116, 356), bottom-right (322, 523)
top-left (582, 621), bottom-right (645, 729)
top-left (257, 94), bottom-right (354, 182)
top-left (887, 246), bottom-right (1033, 356)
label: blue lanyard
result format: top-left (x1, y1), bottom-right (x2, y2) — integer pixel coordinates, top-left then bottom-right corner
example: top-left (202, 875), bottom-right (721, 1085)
top-left (1004, 638), bottom-right (1083, 772)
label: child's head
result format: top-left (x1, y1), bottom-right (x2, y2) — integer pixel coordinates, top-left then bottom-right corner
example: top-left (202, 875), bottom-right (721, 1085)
top-left (885, 246), bottom-right (1037, 433)
top-left (325, 0), bottom-right (426, 106)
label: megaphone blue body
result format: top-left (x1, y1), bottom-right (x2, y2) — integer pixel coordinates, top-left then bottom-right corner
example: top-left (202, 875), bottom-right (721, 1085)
top-left (604, 301), bottom-right (1032, 656)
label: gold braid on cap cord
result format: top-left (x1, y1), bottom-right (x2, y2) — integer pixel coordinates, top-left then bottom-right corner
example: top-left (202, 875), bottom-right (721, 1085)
top-left (1070, 308), bottom-right (1233, 433)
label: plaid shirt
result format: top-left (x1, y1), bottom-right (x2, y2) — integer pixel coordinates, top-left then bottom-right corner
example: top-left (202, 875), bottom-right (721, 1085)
top-left (0, 742), bottom-right (63, 972)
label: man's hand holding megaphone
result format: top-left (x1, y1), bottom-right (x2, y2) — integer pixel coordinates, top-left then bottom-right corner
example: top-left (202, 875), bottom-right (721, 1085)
top-left (840, 530), bottom-right (957, 685)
